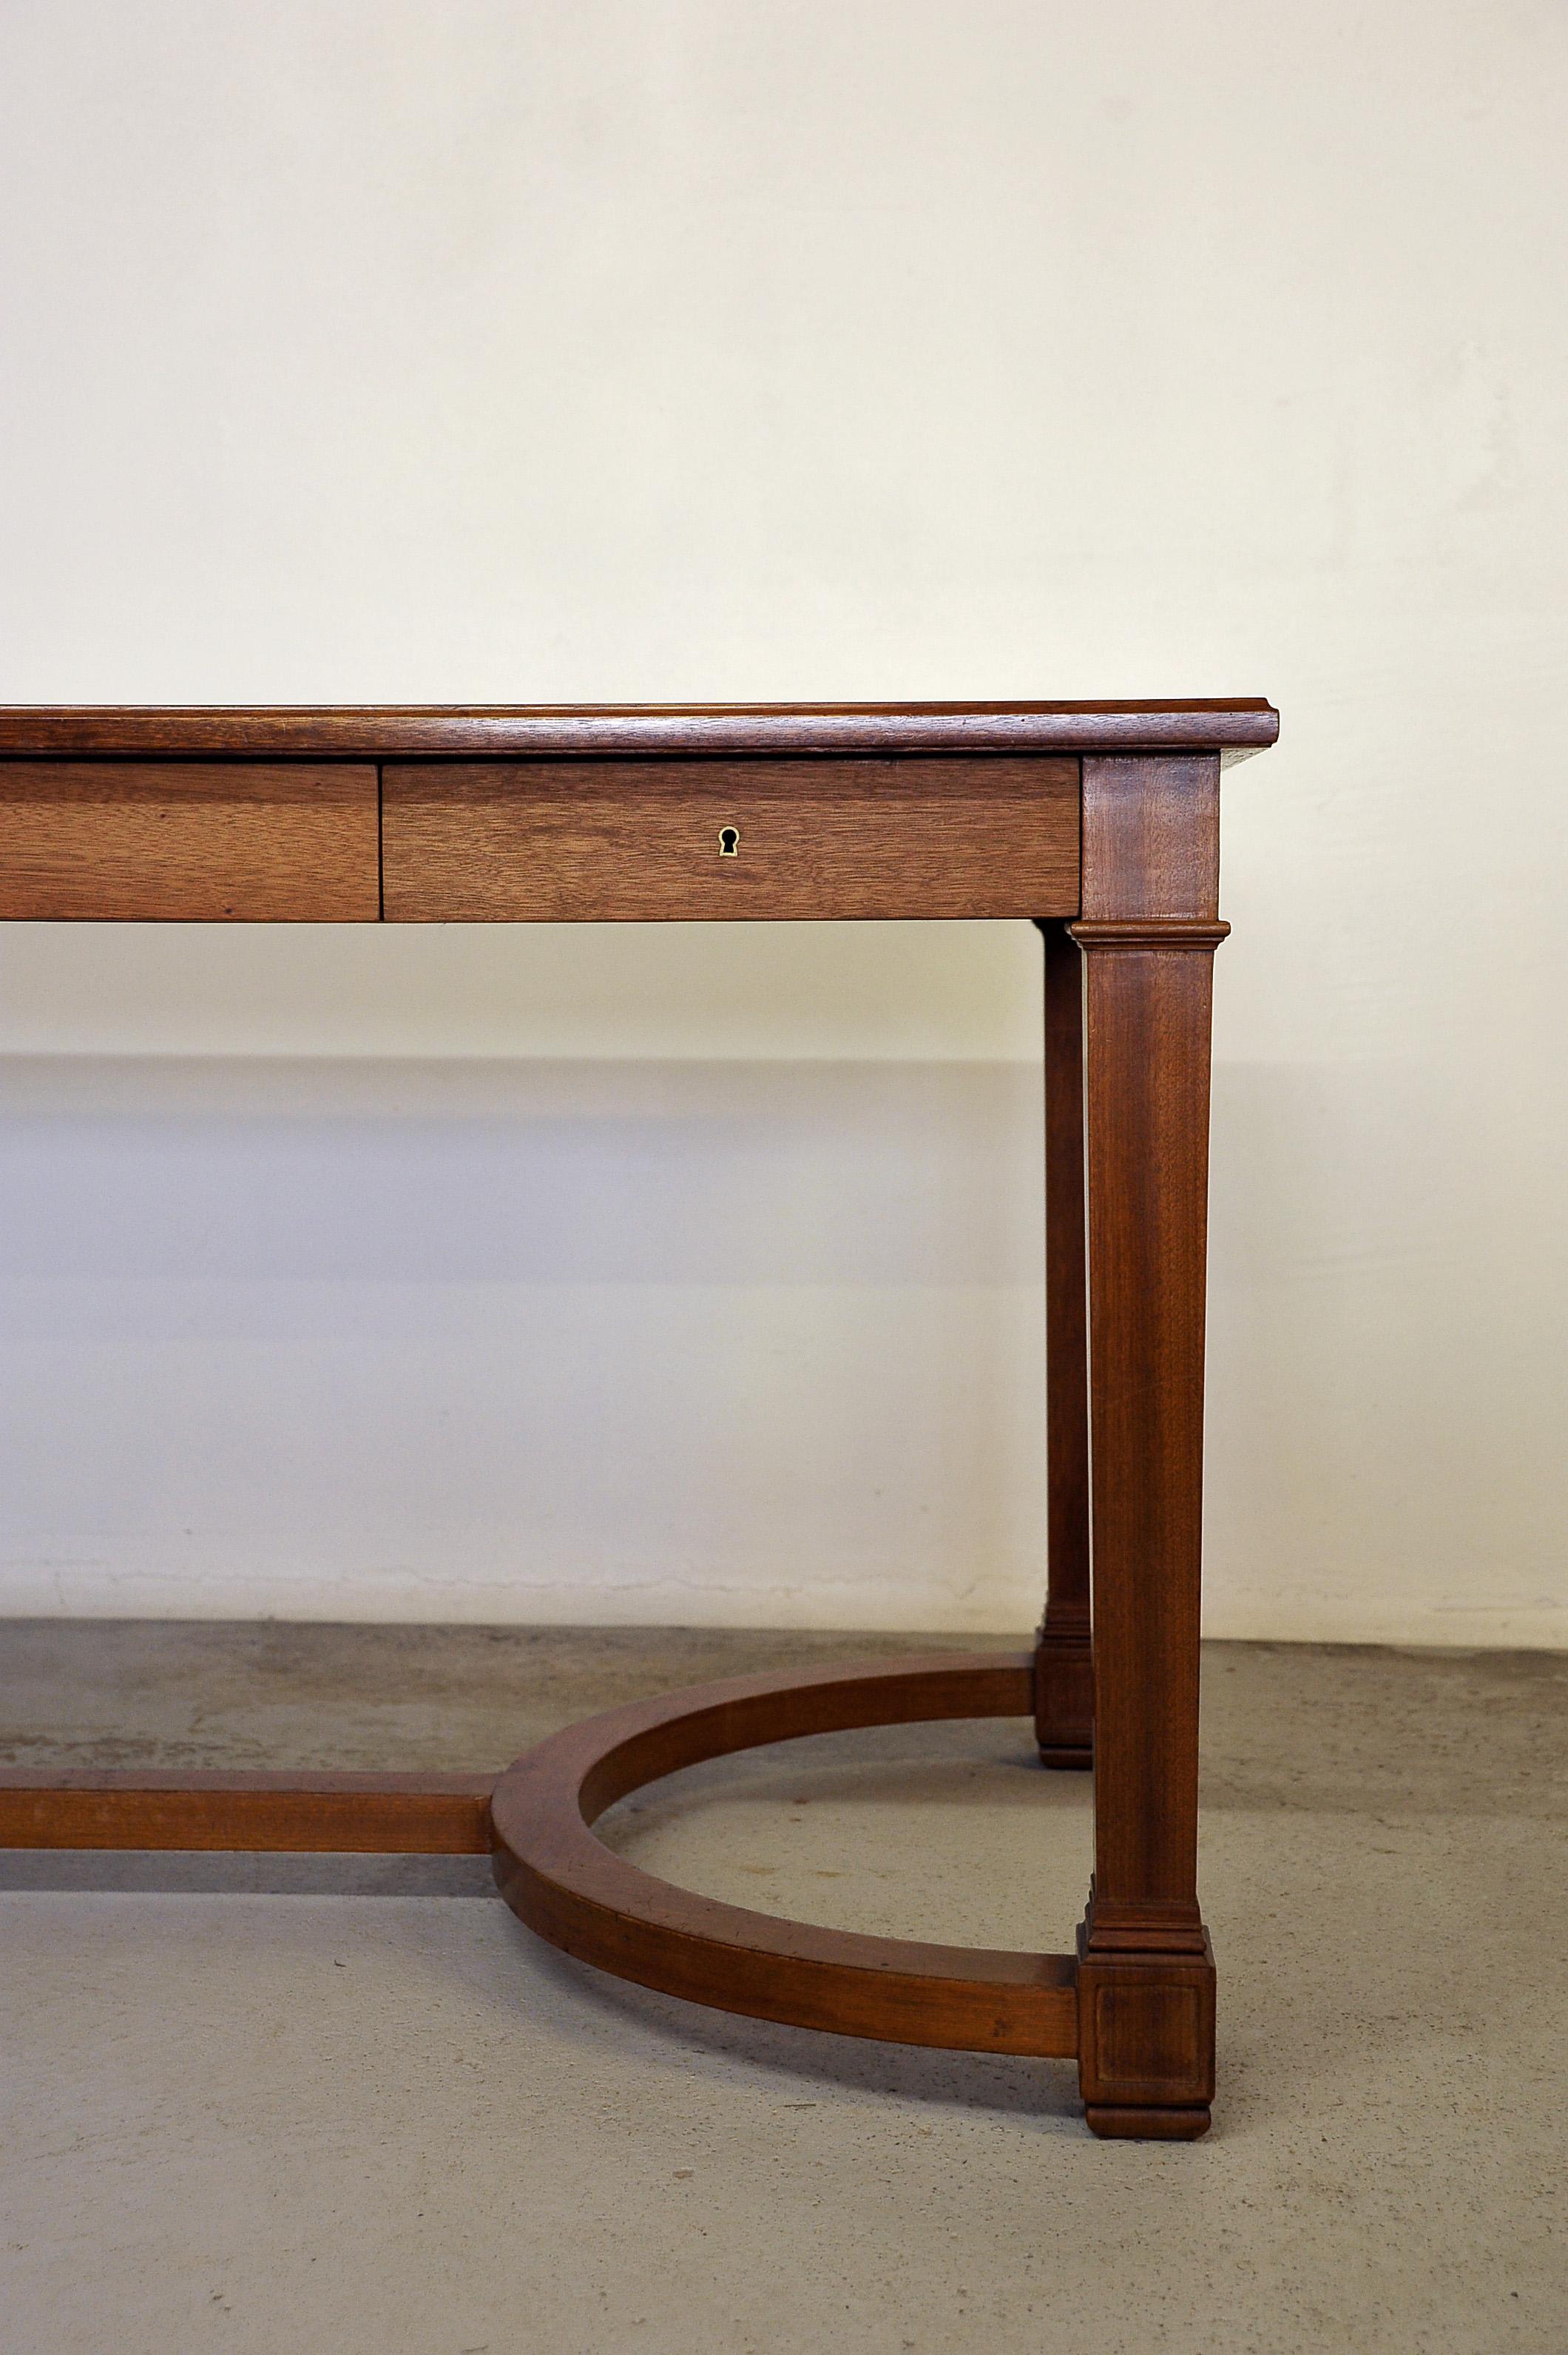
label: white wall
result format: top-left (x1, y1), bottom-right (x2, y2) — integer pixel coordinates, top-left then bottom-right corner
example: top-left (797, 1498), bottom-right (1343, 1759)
top-left (1, 0), bottom-right (1564, 1643)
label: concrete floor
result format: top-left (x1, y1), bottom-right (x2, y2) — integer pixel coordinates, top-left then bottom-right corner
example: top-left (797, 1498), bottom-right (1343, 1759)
top-left (1, 1624), bottom-right (1564, 2354)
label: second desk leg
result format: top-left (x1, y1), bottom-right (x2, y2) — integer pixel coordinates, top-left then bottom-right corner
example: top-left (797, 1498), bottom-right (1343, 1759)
top-left (1033, 919), bottom-right (1093, 1769)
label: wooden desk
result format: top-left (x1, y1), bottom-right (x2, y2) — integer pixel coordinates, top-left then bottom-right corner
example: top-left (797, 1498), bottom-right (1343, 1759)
top-left (0, 700), bottom-right (1279, 2141)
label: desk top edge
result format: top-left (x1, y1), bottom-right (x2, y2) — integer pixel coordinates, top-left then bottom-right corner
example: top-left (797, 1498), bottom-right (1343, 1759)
top-left (0, 700), bottom-right (1280, 759)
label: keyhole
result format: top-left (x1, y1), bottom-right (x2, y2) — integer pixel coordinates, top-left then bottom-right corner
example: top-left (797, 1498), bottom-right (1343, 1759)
top-left (718, 825), bottom-right (740, 856)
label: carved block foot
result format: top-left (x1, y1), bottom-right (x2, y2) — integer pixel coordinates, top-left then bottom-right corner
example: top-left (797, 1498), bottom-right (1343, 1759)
top-left (1033, 1629), bottom-right (1093, 1769)
top-left (1076, 1900), bottom-right (1216, 2139)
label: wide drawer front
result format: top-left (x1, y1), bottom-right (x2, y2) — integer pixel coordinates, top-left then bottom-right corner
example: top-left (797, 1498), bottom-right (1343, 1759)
top-left (382, 757), bottom-right (1080, 920)
top-left (0, 763), bottom-right (379, 920)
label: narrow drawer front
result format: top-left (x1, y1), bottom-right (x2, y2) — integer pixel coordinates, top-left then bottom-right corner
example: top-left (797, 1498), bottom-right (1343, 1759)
top-left (382, 758), bottom-right (1080, 921)
top-left (0, 763), bottom-right (379, 920)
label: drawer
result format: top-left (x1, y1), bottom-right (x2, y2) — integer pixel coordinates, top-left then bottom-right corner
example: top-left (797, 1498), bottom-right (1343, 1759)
top-left (382, 758), bottom-right (1080, 921)
top-left (0, 763), bottom-right (379, 920)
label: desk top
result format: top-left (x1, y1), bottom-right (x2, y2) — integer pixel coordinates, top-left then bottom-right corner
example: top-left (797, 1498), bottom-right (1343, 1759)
top-left (0, 700), bottom-right (1279, 761)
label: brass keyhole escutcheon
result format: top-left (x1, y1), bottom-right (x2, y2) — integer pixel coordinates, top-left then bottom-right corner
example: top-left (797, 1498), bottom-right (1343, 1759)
top-left (718, 826), bottom-right (740, 856)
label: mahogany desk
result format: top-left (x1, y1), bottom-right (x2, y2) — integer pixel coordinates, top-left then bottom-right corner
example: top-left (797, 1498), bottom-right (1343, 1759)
top-left (0, 700), bottom-right (1279, 2141)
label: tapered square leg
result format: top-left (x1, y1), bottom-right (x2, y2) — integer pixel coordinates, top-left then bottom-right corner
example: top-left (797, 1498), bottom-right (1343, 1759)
top-left (1071, 754), bottom-right (1226, 2139)
top-left (1033, 919), bottom-right (1093, 1769)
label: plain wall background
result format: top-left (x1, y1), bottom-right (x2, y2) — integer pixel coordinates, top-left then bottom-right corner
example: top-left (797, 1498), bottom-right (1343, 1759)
top-left (1, 0), bottom-right (1564, 1643)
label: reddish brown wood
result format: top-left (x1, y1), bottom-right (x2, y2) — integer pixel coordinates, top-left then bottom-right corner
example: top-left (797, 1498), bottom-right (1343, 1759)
top-left (0, 1769), bottom-right (495, 1852)
top-left (382, 759), bottom-right (1080, 922)
top-left (1079, 753), bottom-right (1223, 925)
top-left (1083, 2099), bottom-right (1214, 2141)
top-left (490, 1653), bottom-right (1079, 2057)
top-left (0, 763), bottom-right (379, 920)
top-left (0, 702), bottom-right (1275, 2138)
top-left (1034, 919), bottom-right (1094, 1768)
top-left (0, 702), bottom-right (1280, 761)
top-left (1070, 751), bottom-right (1225, 2139)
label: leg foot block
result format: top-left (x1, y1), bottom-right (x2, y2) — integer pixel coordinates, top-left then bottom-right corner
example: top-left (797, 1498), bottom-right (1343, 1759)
top-left (1033, 1631), bottom-right (1093, 1768)
top-left (1076, 1919), bottom-right (1217, 2126)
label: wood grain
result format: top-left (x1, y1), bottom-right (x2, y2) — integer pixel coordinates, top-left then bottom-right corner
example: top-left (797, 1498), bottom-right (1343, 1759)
top-left (0, 763), bottom-right (379, 920)
top-left (0, 1770), bottom-right (496, 1852)
top-left (0, 702), bottom-right (1280, 760)
top-left (1069, 750), bottom-right (1224, 2136)
top-left (490, 1652), bottom-right (1080, 2058)
top-left (383, 758), bottom-right (1081, 921)
top-left (1078, 752), bottom-right (1220, 921)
